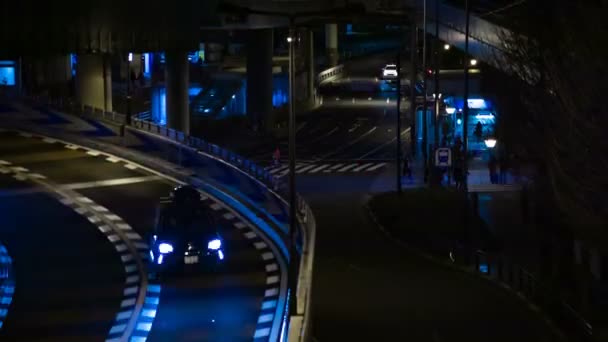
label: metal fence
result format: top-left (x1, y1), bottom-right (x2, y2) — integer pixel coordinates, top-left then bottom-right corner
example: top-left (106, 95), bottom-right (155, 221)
top-left (465, 249), bottom-right (594, 341)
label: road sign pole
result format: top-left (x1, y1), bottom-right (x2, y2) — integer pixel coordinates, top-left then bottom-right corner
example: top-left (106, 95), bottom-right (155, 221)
top-left (409, 13), bottom-right (417, 158)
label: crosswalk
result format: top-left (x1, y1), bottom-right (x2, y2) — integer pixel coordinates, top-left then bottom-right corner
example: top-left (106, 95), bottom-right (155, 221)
top-left (265, 161), bottom-right (388, 177)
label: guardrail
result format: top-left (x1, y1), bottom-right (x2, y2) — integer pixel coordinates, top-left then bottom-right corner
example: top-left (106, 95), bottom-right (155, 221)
top-left (26, 95), bottom-right (316, 342)
top-left (317, 64), bottom-right (344, 84)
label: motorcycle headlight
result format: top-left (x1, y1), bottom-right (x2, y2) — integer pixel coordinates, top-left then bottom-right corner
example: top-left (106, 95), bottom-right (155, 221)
top-left (158, 243), bottom-right (174, 254)
top-left (207, 239), bottom-right (222, 251)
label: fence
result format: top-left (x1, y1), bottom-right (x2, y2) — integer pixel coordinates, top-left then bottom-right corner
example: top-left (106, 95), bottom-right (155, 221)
top-left (25, 95), bottom-right (317, 342)
top-left (461, 249), bottom-right (594, 341)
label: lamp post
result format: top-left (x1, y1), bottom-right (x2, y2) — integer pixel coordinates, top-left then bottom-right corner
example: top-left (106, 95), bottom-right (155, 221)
top-left (126, 52), bottom-right (133, 125)
top-left (463, 0), bottom-right (471, 192)
top-left (287, 19), bottom-right (298, 319)
top-left (422, 0), bottom-right (429, 182)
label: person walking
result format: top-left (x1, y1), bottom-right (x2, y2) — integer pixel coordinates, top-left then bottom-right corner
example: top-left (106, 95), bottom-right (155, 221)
top-left (488, 154), bottom-right (498, 184)
top-left (402, 154), bottom-right (412, 181)
top-left (272, 147), bottom-right (281, 167)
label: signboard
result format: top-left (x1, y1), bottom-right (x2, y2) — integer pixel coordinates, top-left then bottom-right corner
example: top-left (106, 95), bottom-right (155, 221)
top-left (435, 148), bottom-right (452, 167)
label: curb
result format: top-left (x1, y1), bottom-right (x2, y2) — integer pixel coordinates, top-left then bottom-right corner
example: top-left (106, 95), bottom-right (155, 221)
top-left (364, 201), bottom-right (568, 342)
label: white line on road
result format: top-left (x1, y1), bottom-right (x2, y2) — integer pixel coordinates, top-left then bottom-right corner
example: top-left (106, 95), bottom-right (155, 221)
top-left (295, 165), bottom-right (317, 174)
top-left (309, 164), bottom-right (331, 173)
top-left (337, 163), bottom-right (358, 172)
top-left (60, 175), bottom-right (162, 190)
top-left (318, 126), bottom-right (378, 160)
top-left (365, 162), bottom-right (388, 171)
top-left (352, 163), bottom-right (374, 172)
top-left (357, 127), bottom-right (411, 160)
top-left (323, 163), bottom-right (344, 172)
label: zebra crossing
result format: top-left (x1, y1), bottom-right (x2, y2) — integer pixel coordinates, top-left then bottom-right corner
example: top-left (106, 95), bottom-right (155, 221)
top-left (266, 161), bottom-right (388, 177)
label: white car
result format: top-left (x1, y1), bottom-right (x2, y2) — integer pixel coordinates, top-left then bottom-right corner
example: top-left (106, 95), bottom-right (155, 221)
top-left (382, 64), bottom-right (398, 78)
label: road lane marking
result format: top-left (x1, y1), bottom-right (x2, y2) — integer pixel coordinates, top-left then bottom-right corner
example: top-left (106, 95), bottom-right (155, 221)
top-left (265, 263), bottom-right (278, 272)
top-left (365, 162), bottom-right (388, 171)
top-left (318, 126), bottom-right (378, 160)
top-left (357, 127), bottom-right (410, 159)
top-left (269, 166), bottom-right (288, 174)
top-left (124, 164), bottom-right (138, 170)
top-left (337, 163), bottom-right (358, 172)
top-left (86, 150), bottom-right (101, 156)
top-left (353, 163), bottom-right (374, 172)
top-left (60, 175), bottom-right (162, 190)
top-left (295, 165), bottom-right (317, 174)
top-left (106, 157), bottom-right (120, 163)
top-left (309, 164), bottom-right (331, 173)
top-left (323, 163), bottom-right (344, 172)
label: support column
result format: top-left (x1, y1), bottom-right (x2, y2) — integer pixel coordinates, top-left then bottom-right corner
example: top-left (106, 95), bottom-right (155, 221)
top-left (246, 29), bottom-right (273, 131)
top-left (77, 54), bottom-right (109, 110)
top-left (325, 23), bottom-right (339, 66)
top-left (307, 29), bottom-right (315, 104)
top-left (165, 50), bottom-right (190, 134)
top-left (102, 55), bottom-right (112, 112)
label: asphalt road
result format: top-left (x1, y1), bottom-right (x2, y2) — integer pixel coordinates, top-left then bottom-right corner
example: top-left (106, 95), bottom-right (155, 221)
top-left (0, 130), bottom-right (268, 341)
top-left (302, 186), bottom-right (558, 342)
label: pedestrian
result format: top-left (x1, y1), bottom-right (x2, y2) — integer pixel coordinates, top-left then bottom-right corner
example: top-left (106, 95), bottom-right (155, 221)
top-left (272, 147), bottom-right (281, 167)
top-left (499, 153), bottom-right (508, 184)
top-left (488, 154), bottom-right (498, 184)
top-left (474, 121), bottom-right (483, 142)
top-left (403, 154), bottom-right (412, 181)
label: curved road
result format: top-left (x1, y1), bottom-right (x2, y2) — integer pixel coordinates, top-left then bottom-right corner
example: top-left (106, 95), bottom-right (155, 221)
top-left (0, 129), bottom-right (271, 341)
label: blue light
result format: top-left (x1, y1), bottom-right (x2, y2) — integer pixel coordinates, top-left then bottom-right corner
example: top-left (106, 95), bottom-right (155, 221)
top-left (157, 254), bottom-right (164, 265)
top-left (218, 250), bottom-right (224, 260)
top-left (158, 243), bottom-right (173, 254)
top-left (467, 99), bottom-right (487, 109)
top-left (457, 118), bottom-right (462, 125)
top-left (149, 250), bottom-right (154, 261)
top-left (479, 264), bottom-right (489, 274)
top-left (208, 239), bottom-right (222, 250)
top-left (204, 108), bottom-right (211, 113)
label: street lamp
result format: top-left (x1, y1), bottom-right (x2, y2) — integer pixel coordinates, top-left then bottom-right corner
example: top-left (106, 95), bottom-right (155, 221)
top-left (470, 58), bottom-right (478, 66)
top-left (484, 138), bottom-right (497, 149)
top-left (217, 2), bottom-right (367, 324)
top-left (126, 52), bottom-right (132, 125)
top-left (444, 43), bottom-right (450, 50)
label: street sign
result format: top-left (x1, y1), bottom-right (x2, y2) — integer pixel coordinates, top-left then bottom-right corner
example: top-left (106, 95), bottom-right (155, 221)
top-left (435, 148), bottom-right (452, 167)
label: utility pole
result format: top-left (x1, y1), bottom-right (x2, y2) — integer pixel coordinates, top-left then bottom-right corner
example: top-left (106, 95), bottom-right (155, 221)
top-left (422, 0), bottom-right (428, 182)
top-left (287, 19), bottom-right (298, 316)
top-left (396, 52), bottom-right (402, 193)
top-left (463, 0), bottom-right (471, 192)
top-left (409, 14), bottom-right (417, 158)
top-left (433, 0), bottom-right (440, 151)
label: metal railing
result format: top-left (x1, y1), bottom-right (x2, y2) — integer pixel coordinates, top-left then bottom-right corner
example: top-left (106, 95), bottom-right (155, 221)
top-left (317, 64), bottom-right (345, 84)
top-left (25, 95), bottom-right (317, 342)
top-left (464, 249), bottom-right (594, 341)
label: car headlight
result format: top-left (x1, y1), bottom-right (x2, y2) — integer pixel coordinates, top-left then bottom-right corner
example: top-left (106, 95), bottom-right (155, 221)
top-left (207, 239), bottom-right (222, 251)
top-left (158, 243), bottom-right (174, 254)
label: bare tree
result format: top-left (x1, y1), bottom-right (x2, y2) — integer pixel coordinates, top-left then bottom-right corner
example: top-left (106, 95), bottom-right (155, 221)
top-left (492, 0), bottom-right (608, 232)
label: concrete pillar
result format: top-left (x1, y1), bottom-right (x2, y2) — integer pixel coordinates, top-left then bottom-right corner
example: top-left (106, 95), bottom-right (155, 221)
top-left (325, 23), bottom-right (339, 66)
top-left (165, 50), bottom-right (190, 134)
top-left (307, 29), bottom-right (315, 103)
top-left (246, 29), bottom-right (273, 130)
top-left (77, 54), bottom-right (111, 111)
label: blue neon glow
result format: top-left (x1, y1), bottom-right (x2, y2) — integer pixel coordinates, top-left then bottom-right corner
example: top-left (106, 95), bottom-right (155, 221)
top-left (207, 239), bottom-right (222, 250)
top-left (218, 250), bottom-right (224, 260)
top-left (157, 254), bottom-right (164, 265)
top-left (144, 53), bottom-right (150, 75)
top-left (158, 243), bottom-right (173, 254)
top-left (479, 264), bottom-right (489, 274)
top-left (149, 250), bottom-right (154, 261)
top-left (457, 118), bottom-right (462, 125)
top-left (0, 67), bottom-right (16, 86)
top-left (467, 99), bottom-right (487, 109)
top-left (475, 113), bottom-right (495, 119)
